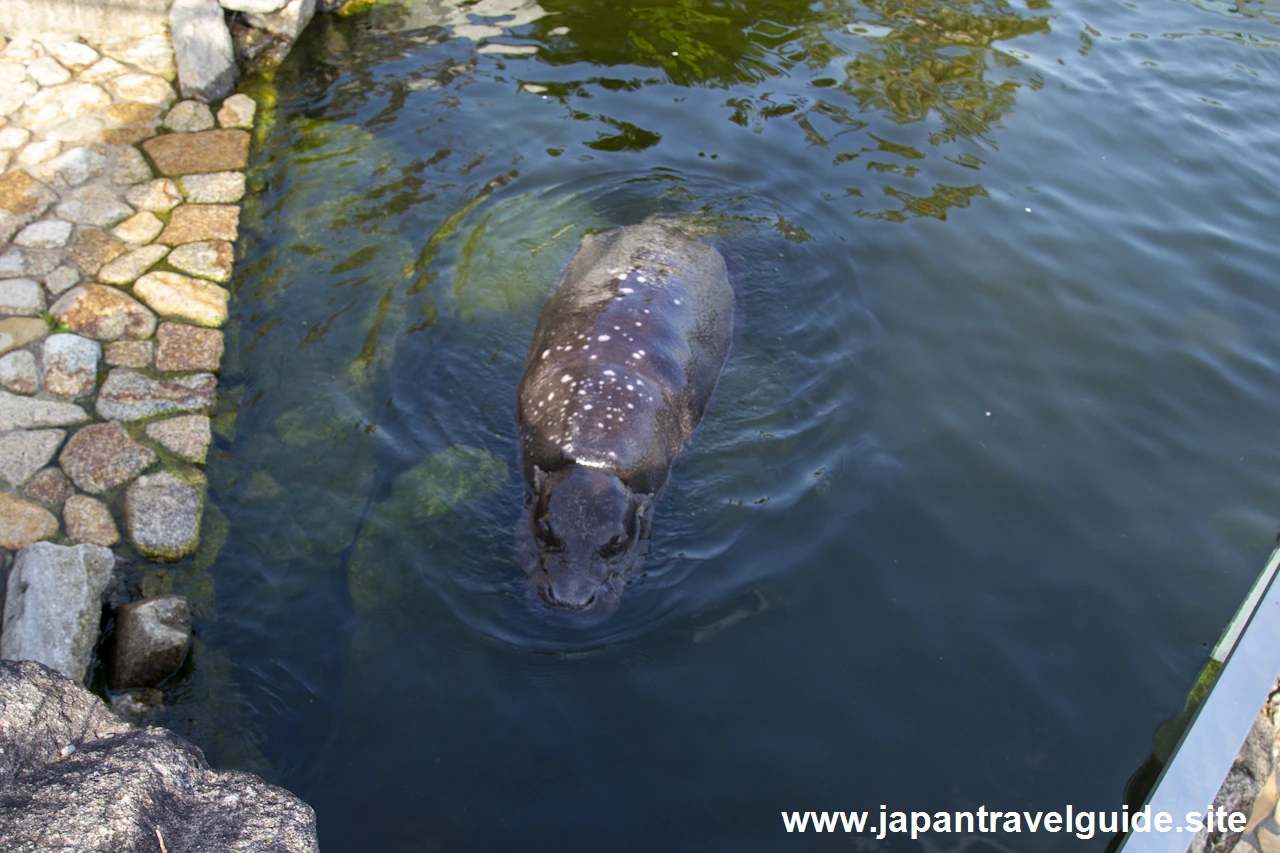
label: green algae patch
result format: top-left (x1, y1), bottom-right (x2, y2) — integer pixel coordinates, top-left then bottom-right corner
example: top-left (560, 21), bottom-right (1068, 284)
top-left (347, 444), bottom-right (508, 612)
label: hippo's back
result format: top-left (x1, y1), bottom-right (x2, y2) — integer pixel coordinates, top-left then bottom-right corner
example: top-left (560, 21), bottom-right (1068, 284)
top-left (518, 223), bottom-right (734, 493)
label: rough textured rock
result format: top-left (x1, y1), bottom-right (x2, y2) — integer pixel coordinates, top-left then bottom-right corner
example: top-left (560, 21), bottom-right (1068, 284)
top-left (0, 493), bottom-right (59, 550)
top-left (217, 93), bottom-right (257, 129)
top-left (146, 415), bottom-right (212, 463)
top-left (27, 57), bottom-right (72, 87)
top-left (0, 390), bottom-right (88, 430)
top-left (96, 369), bottom-right (217, 421)
top-left (110, 595), bottom-right (191, 689)
top-left (181, 170), bottom-right (246, 203)
top-left (134, 270), bottom-right (229, 326)
top-left (123, 177), bottom-right (183, 212)
top-left (111, 210), bottom-right (164, 244)
top-left (109, 687), bottom-right (164, 725)
top-left (97, 244), bottom-right (170, 285)
top-left (51, 284), bottom-right (158, 341)
top-left (108, 146), bottom-right (155, 185)
top-left (81, 57), bottom-right (128, 83)
top-left (41, 333), bottom-right (101, 399)
top-left (0, 659), bottom-right (320, 853)
top-left (156, 203), bottom-right (240, 245)
top-left (246, 0), bottom-right (318, 40)
top-left (163, 100), bottom-right (216, 132)
top-left (0, 278), bottom-right (46, 315)
top-left (0, 318), bottom-right (50, 356)
top-left (142, 129), bottom-right (250, 176)
top-left (13, 219), bottom-right (73, 248)
top-left (0, 429), bottom-right (66, 487)
top-left (0, 170), bottom-right (58, 244)
top-left (64, 494), bottom-right (120, 546)
top-left (33, 146), bottom-right (107, 190)
top-left (0, 349), bottom-right (39, 394)
top-left (106, 102), bottom-right (163, 128)
top-left (59, 421), bottom-right (157, 493)
top-left (101, 34), bottom-right (176, 78)
top-left (167, 240), bottom-right (233, 282)
top-left (71, 229), bottom-right (125, 276)
top-left (44, 264), bottom-right (81, 296)
top-left (156, 322), bottom-right (224, 371)
top-left (221, 0), bottom-right (291, 12)
top-left (1189, 763), bottom-right (1259, 853)
top-left (105, 73), bottom-right (176, 107)
top-left (55, 183), bottom-right (134, 228)
top-left (24, 467), bottom-right (73, 506)
top-left (47, 42), bottom-right (101, 71)
top-left (0, 545), bottom-right (114, 685)
top-left (19, 83), bottom-right (112, 130)
top-left (171, 0), bottom-right (239, 102)
top-left (0, 246), bottom-right (61, 278)
top-left (125, 470), bottom-right (205, 559)
top-left (0, 127), bottom-right (32, 150)
top-left (104, 340), bottom-right (153, 368)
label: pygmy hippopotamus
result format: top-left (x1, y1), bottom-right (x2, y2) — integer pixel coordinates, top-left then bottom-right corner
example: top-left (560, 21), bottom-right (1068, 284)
top-left (517, 221), bottom-right (735, 621)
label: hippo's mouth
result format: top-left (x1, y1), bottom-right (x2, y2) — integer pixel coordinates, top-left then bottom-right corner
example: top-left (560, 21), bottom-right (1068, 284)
top-left (529, 570), bottom-right (625, 622)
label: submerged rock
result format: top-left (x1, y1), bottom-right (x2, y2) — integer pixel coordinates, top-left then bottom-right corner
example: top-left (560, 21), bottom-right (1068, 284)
top-left (0, 543), bottom-right (115, 682)
top-left (110, 595), bottom-right (192, 689)
top-left (0, 659), bottom-right (320, 852)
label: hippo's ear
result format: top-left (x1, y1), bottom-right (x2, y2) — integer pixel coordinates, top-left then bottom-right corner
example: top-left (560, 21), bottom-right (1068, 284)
top-left (533, 465), bottom-right (548, 493)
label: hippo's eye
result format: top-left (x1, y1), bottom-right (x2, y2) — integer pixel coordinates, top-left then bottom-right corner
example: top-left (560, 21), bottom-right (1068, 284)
top-left (599, 533), bottom-right (628, 558)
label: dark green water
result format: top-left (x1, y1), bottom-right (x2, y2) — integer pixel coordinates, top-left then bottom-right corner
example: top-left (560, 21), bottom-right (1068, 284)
top-left (160, 0), bottom-right (1280, 848)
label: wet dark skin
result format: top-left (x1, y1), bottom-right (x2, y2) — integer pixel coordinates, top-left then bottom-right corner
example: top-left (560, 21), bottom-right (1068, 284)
top-left (518, 222), bottom-right (734, 621)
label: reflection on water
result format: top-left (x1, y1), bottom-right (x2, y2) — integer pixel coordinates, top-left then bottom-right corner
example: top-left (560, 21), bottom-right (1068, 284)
top-left (143, 0), bottom-right (1280, 848)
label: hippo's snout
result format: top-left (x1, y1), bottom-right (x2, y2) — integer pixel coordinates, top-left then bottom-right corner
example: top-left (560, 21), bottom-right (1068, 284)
top-left (534, 561), bottom-right (623, 618)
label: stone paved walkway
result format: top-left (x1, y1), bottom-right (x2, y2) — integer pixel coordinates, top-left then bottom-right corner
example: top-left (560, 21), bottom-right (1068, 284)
top-left (0, 32), bottom-right (252, 561)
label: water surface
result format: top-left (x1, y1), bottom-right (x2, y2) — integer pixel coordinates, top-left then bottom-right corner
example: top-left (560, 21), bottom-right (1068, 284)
top-left (154, 0), bottom-right (1280, 848)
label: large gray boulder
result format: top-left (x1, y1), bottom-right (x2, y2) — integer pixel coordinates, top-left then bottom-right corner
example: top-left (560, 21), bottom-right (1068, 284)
top-left (0, 659), bottom-right (320, 852)
top-left (171, 0), bottom-right (239, 102)
top-left (0, 542), bottom-right (115, 683)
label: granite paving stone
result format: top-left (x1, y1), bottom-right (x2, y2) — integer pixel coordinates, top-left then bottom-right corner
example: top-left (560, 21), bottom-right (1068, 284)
top-left (103, 340), bottom-right (153, 368)
top-left (27, 57), bottom-right (72, 87)
top-left (123, 178), bottom-right (182, 212)
top-left (96, 369), bottom-right (216, 421)
top-left (71, 229), bottom-right (125, 275)
top-left (15, 140), bottom-right (61, 167)
top-left (0, 278), bottom-right (46, 315)
top-left (20, 82), bottom-right (112, 129)
top-left (42, 333), bottom-right (101, 399)
top-left (111, 211), bottom-right (164, 245)
top-left (105, 74), bottom-right (177, 107)
top-left (0, 429), bottom-right (67, 487)
top-left (155, 204), bottom-right (239, 245)
top-left (0, 390), bottom-right (89, 430)
top-left (35, 147), bottom-right (108, 189)
top-left (216, 93), bottom-right (256, 128)
top-left (142, 129), bottom-right (250, 176)
top-left (79, 57), bottom-right (126, 82)
top-left (155, 322), bottom-right (223, 371)
top-left (13, 219), bottom-right (73, 248)
top-left (0, 318), bottom-right (50, 356)
top-left (146, 415), bottom-right (211, 463)
top-left (50, 284), bottom-right (157, 341)
top-left (0, 169), bottom-right (58, 243)
top-left (46, 43), bottom-right (100, 71)
top-left (98, 244), bottom-right (170, 285)
top-left (44, 265), bottom-right (80, 295)
top-left (59, 421), bottom-right (157, 493)
top-left (125, 470), bottom-right (204, 559)
top-left (108, 146), bottom-right (154, 185)
top-left (134, 271), bottom-right (229, 326)
top-left (180, 171), bottom-right (245, 203)
top-left (0, 350), bottom-right (38, 394)
top-left (0, 492), bottom-right (59, 550)
top-left (163, 100), bottom-right (215, 132)
top-left (64, 493), bottom-right (119, 546)
top-left (55, 184), bottom-right (134, 228)
top-left (24, 467), bottom-right (73, 505)
top-left (165, 241), bottom-right (232, 283)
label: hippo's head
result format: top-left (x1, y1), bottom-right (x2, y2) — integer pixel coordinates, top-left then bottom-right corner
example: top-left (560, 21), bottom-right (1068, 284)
top-left (525, 465), bottom-right (649, 621)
